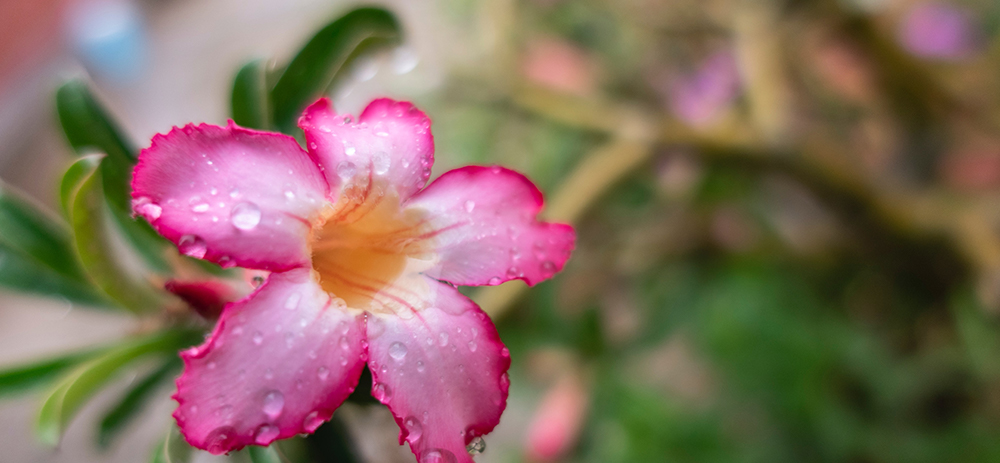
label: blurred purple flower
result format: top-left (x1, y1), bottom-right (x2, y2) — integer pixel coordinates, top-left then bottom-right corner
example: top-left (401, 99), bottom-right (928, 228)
top-left (667, 51), bottom-right (742, 128)
top-left (897, 2), bottom-right (979, 61)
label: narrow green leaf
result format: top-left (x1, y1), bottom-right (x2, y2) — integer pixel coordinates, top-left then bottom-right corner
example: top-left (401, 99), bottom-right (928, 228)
top-left (68, 161), bottom-right (162, 313)
top-left (35, 329), bottom-right (201, 446)
top-left (56, 80), bottom-right (136, 163)
top-left (151, 425), bottom-right (193, 463)
top-left (0, 350), bottom-right (99, 398)
top-left (269, 7), bottom-right (402, 132)
top-left (232, 59), bottom-right (273, 130)
top-left (56, 79), bottom-right (171, 272)
top-left (0, 180), bottom-right (86, 281)
top-left (0, 241), bottom-right (110, 306)
top-left (60, 154), bottom-right (103, 218)
top-left (98, 357), bottom-right (182, 448)
top-left (248, 445), bottom-right (287, 463)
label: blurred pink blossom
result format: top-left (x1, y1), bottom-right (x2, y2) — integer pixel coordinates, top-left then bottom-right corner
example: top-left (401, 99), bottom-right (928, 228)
top-left (522, 37), bottom-right (598, 96)
top-left (897, 2), bottom-right (979, 60)
top-left (666, 51), bottom-right (742, 128)
top-left (525, 372), bottom-right (590, 462)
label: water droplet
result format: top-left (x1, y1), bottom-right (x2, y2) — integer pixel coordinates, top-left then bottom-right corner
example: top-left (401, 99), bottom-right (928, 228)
top-left (500, 373), bottom-right (510, 389)
top-left (541, 260), bottom-right (557, 277)
top-left (210, 188), bottom-right (218, 195)
top-left (231, 202), bottom-right (261, 230)
top-left (304, 411), bottom-right (325, 432)
top-left (372, 152), bottom-right (391, 175)
top-left (337, 161), bottom-right (357, 179)
top-left (262, 390), bottom-right (284, 419)
top-left (204, 426), bottom-right (237, 454)
top-left (317, 366), bottom-right (330, 381)
top-left (464, 200), bottom-right (476, 213)
top-left (207, 361), bottom-right (216, 370)
top-left (231, 326), bottom-right (243, 336)
top-left (468, 341), bottom-right (478, 352)
top-left (466, 436), bottom-right (486, 454)
top-left (372, 383), bottom-right (392, 402)
top-left (438, 332), bottom-right (449, 347)
top-left (254, 424), bottom-right (279, 444)
top-left (229, 188), bottom-right (240, 198)
top-left (404, 416), bottom-right (423, 442)
top-left (284, 190), bottom-right (296, 200)
top-left (420, 449), bottom-right (457, 463)
top-left (343, 143), bottom-right (356, 156)
top-left (252, 276), bottom-right (265, 287)
top-left (252, 331), bottom-right (264, 345)
top-left (488, 277), bottom-right (501, 285)
top-left (506, 266), bottom-right (521, 278)
top-left (192, 203), bottom-right (210, 213)
top-left (264, 368), bottom-right (274, 380)
top-left (343, 116), bottom-right (354, 124)
top-left (284, 292), bottom-right (301, 310)
top-left (416, 361), bottom-right (425, 373)
top-left (388, 342), bottom-right (408, 360)
top-left (331, 298), bottom-right (347, 310)
top-left (132, 197), bottom-right (162, 220)
top-left (339, 336), bottom-right (351, 351)
top-left (178, 235), bottom-right (207, 258)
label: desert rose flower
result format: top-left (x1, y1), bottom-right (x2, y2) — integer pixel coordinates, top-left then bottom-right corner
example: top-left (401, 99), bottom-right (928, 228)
top-left (897, 2), bottom-right (979, 60)
top-left (131, 98), bottom-right (575, 462)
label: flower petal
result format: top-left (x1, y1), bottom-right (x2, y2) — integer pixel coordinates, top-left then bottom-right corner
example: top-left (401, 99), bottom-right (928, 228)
top-left (173, 269), bottom-right (366, 454)
top-left (366, 279), bottom-right (511, 463)
top-left (406, 166), bottom-right (575, 287)
top-left (132, 122), bottom-right (329, 271)
top-left (299, 98), bottom-right (434, 205)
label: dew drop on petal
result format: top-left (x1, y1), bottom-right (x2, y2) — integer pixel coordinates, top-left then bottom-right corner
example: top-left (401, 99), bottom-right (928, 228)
top-left (204, 426), bottom-right (237, 454)
top-left (438, 332), bottom-right (449, 347)
top-left (506, 267), bottom-right (521, 279)
top-left (284, 292), bottom-right (301, 310)
top-left (254, 424), bottom-right (279, 445)
top-left (336, 161), bottom-right (357, 180)
top-left (344, 143), bottom-right (356, 156)
top-left (317, 366), bottom-right (330, 381)
top-left (420, 449), bottom-right (457, 463)
top-left (464, 200), bottom-right (476, 213)
top-left (252, 276), bottom-right (265, 287)
top-left (467, 436), bottom-right (486, 454)
top-left (264, 368), bottom-right (274, 380)
top-left (192, 203), bottom-right (210, 213)
top-left (339, 336), bottom-right (351, 351)
top-left (304, 411), bottom-right (325, 433)
top-left (404, 416), bottom-right (423, 442)
top-left (178, 235), bottom-right (207, 259)
top-left (468, 341), bottom-right (478, 352)
top-left (262, 390), bottom-right (284, 419)
top-left (416, 361), bottom-right (425, 373)
top-left (231, 202), bottom-right (262, 230)
top-left (284, 190), bottom-right (296, 200)
top-left (488, 277), bottom-right (501, 285)
top-left (229, 188), bottom-right (240, 198)
top-left (372, 382), bottom-right (392, 402)
top-left (372, 152), bottom-right (390, 175)
top-left (388, 342), bottom-right (408, 361)
top-left (252, 330), bottom-right (264, 345)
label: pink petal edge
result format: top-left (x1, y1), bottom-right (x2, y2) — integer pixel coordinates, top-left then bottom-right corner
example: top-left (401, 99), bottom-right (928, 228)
top-left (366, 278), bottom-right (511, 463)
top-left (132, 121), bottom-right (329, 272)
top-left (299, 98), bottom-right (435, 201)
top-left (407, 166), bottom-right (575, 287)
top-left (173, 269), bottom-right (367, 454)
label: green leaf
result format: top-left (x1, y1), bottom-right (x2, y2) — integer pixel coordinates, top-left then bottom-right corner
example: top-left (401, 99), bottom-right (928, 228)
top-left (98, 357), bottom-right (182, 448)
top-left (0, 241), bottom-right (109, 306)
top-left (56, 80), bottom-right (136, 163)
top-left (0, 180), bottom-right (86, 281)
top-left (36, 329), bottom-right (201, 446)
top-left (67, 160), bottom-right (163, 313)
top-left (232, 59), bottom-right (273, 130)
top-left (0, 350), bottom-right (99, 398)
top-left (248, 445), bottom-right (287, 463)
top-left (60, 154), bottom-right (103, 218)
top-left (151, 425), bottom-right (193, 463)
top-left (269, 7), bottom-right (402, 132)
top-left (56, 79), bottom-right (171, 272)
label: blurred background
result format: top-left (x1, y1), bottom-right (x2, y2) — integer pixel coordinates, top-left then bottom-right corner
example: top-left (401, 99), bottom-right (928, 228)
top-left (6, 0), bottom-right (1000, 462)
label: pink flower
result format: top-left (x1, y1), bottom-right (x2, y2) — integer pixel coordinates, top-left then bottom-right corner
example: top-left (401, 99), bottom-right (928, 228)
top-left (897, 2), bottom-right (980, 61)
top-left (665, 51), bottom-right (741, 128)
top-left (131, 98), bottom-right (575, 460)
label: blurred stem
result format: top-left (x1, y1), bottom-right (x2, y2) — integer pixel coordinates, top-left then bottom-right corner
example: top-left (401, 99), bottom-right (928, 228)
top-left (732, 0), bottom-right (794, 146)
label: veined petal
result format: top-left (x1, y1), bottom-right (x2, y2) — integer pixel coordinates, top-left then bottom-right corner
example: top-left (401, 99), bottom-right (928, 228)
top-left (406, 166), bottom-right (575, 287)
top-left (132, 122), bottom-right (329, 271)
top-left (366, 279), bottom-right (511, 463)
top-left (173, 269), bottom-right (366, 454)
top-left (299, 98), bottom-right (433, 212)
